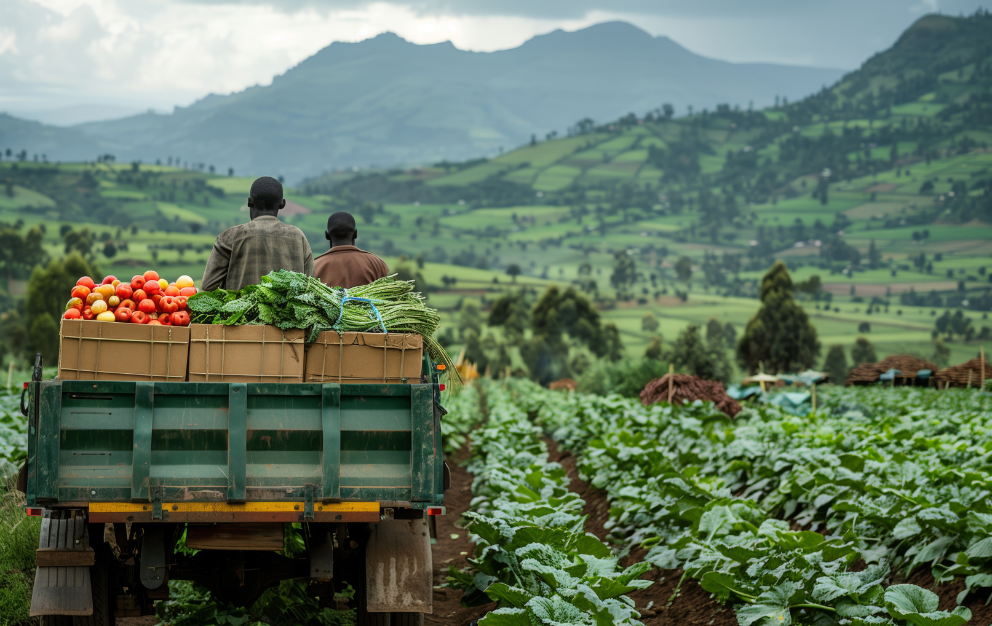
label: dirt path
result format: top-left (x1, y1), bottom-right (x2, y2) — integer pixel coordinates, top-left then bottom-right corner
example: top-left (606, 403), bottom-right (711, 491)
top-left (427, 446), bottom-right (495, 626)
top-left (546, 437), bottom-right (737, 626)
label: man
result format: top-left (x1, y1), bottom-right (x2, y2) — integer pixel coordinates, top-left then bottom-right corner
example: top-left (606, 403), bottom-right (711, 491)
top-left (201, 176), bottom-right (314, 290)
top-left (314, 211), bottom-right (389, 288)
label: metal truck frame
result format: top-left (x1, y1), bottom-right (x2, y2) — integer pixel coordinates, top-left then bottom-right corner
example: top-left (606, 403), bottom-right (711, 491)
top-left (20, 355), bottom-right (448, 626)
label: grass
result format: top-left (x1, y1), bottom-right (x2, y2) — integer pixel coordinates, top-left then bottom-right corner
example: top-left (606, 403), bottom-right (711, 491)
top-left (0, 479), bottom-right (38, 626)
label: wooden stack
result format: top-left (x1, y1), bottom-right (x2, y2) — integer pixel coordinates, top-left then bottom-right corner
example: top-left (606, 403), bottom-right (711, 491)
top-left (933, 358), bottom-right (992, 389)
top-left (845, 362), bottom-right (886, 386)
top-left (640, 374), bottom-right (741, 417)
top-left (549, 378), bottom-right (578, 391)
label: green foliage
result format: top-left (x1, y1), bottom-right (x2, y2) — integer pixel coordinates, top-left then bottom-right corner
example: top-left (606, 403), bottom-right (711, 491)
top-left (737, 262), bottom-right (819, 374)
top-left (156, 579), bottom-right (356, 626)
top-left (823, 344), bottom-right (848, 384)
top-left (672, 323), bottom-right (732, 382)
top-left (448, 382), bottom-right (652, 625)
top-left (523, 286), bottom-right (605, 384)
top-left (577, 358), bottom-right (670, 398)
top-left (851, 335), bottom-right (878, 365)
top-left (188, 271), bottom-right (452, 369)
top-left (22, 252), bottom-right (97, 366)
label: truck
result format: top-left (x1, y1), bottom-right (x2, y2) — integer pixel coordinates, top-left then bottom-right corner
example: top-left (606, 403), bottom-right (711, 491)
top-left (19, 354), bottom-right (448, 626)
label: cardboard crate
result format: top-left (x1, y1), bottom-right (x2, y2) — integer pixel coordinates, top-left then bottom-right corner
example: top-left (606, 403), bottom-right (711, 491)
top-left (305, 331), bottom-right (423, 384)
top-left (58, 320), bottom-right (190, 382)
top-left (188, 324), bottom-right (305, 383)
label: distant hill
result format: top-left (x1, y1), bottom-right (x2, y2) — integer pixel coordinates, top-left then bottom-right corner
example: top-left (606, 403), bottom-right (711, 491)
top-left (0, 22), bottom-right (843, 183)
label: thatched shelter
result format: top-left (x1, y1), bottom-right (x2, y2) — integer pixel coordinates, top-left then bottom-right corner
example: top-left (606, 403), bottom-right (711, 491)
top-left (845, 362), bottom-right (886, 386)
top-left (845, 355), bottom-right (939, 386)
top-left (549, 378), bottom-right (578, 391)
top-left (933, 358), bottom-right (992, 389)
top-left (641, 374), bottom-right (741, 417)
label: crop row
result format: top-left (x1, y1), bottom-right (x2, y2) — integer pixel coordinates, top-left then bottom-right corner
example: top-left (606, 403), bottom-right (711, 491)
top-left (447, 382), bottom-right (654, 625)
top-left (494, 380), bottom-right (987, 626)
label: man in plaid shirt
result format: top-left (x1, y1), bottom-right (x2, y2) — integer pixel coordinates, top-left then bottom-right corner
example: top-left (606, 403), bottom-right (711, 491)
top-left (201, 176), bottom-right (314, 291)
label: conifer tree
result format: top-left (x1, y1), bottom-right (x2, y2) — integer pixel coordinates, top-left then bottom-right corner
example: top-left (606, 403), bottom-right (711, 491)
top-left (823, 344), bottom-right (848, 384)
top-left (736, 261), bottom-right (820, 374)
top-left (851, 335), bottom-right (877, 365)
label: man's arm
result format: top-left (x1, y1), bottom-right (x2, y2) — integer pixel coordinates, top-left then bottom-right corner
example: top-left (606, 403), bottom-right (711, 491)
top-left (201, 236), bottom-right (231, 291)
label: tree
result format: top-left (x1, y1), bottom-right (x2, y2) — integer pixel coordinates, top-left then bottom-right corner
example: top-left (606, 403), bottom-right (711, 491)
top-left (932, 338), bottom-right (950, 368)
top-left (672, 324), bottom-right (732, 382)
top-left (868, 239), bottom-right (881, 269)
top-left (850, 335), bottom-right (877, 366)
top-left (645, 335), bottom-right (665, 360)
top-left (858, 322), bottom-right (871, 333)
top-left (723, 322), bottom-right (737, 349)
top-left (662, 103), bottom-right (674, 119)
top-left (603, 323), bottom-right (624, 362)
top-left (823, 344), bottom-right (848, 384)
top-left (641, 312), bottom-right (659, 333)
top-left (488, 291), bottom-right (530, 342)
top-left (102, 241), bottom-right (118, 258)
top-left (523, 286), bottom-right (606, 384)
top-left (505, 264), bottom-right (522, 283)
top-left (705, 317), bottom-right (723, 344)
top-left (674, 256), bottom-right (693, 282)
top-left (737, 261), bottom-right (820, 374)
top-left (610, 251), bottom-right (636, 296)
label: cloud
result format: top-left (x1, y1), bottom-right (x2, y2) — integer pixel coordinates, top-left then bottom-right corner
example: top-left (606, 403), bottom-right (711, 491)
top-left (2, 0), bottom-right (989, 117)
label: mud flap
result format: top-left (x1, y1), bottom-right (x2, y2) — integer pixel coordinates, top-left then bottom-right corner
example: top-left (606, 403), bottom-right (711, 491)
top-left (30, 517), bottom-right (93, 616)
top-left (365, 518), bottom-right (432, 614)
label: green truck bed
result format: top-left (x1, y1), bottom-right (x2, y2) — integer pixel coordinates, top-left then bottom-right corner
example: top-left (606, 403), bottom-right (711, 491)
top-left (25, 380), bottom-right (444, 522)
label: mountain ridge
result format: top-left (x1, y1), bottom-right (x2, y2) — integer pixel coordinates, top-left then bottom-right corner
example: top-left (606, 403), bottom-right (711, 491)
top-left (1, 21), bottom-right (846, 182)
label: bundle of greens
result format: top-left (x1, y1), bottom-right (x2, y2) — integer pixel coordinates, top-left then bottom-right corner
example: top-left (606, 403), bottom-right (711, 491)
top-left (187, 271), bottom-right (454, 374)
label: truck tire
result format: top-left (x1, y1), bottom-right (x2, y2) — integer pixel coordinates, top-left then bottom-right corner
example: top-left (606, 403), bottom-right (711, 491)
top-left (392, 613), bottom-right (425, 626)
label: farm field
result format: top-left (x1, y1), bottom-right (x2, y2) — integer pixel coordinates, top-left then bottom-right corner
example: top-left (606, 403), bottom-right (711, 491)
top-left (442, 379), bottom-right (992, 626)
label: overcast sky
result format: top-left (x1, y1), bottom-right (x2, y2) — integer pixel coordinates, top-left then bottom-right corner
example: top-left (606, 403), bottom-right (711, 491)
top-left (2, 0), bottom-right (990, 121)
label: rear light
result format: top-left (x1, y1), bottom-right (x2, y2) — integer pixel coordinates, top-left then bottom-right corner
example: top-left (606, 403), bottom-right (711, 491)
top-left (438, 384), bottom-right (446, 392)
top-left (23, 382), bottom-right (28, 389)
top-left (436, 364), bottom-right (446, 371)
top-left (26, 508), bottom-right (42, 517)
top-left (427, 507), bottom-right (444, 516)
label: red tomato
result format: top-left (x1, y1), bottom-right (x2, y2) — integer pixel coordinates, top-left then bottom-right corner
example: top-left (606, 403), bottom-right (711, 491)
top-left (164, 285), bottom-right (180, 297)
top-left (147, 320), bottom-right (163, 326)
top-left (175, 296), bottom-right (188, 310)
top-left (130, 275), bottom-right (146, 291)
top-left (65, 297), bottom-right (83, 312)
top-left (151, 294), bottom-right (164, 309)
top-left (82, 307), bottom-right (95, 320)
top-left (138, 299), bottom-right (157, 314)
top-left (159, 296), bottom-right (179, 314)
top-left (143, 270), bottom-right (160, 282)
top-left (115, 308), bottom-right (132, 322)
top-left (179, 287), bottom-right (197, 297)
top-left (159, 316), bottom-right (172, 326)
top-left (76, 276), bottom-right (96, 290)
top-left (133, 289), bottom-right (147, 302)
top-left (143, 280), bottom-right (161, 296)
top-left (63, 308), bottom-right (81, 320)
top-left (101, 275), bottom-right (117, 285)
top-left (71, 285), bottom-right (91, 300)
top-left (169, 311), bottom-right (191, 327)
top-left (130, 311), bottom-right (149, 324)
top-left (115, 284), bottom-right (133, 300)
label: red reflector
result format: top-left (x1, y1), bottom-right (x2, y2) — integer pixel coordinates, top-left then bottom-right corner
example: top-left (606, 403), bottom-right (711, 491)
top-left (26, 508), bottom-right (42, 517)
top-left (427, 507), bottom-right (444, 516)
top-left (438, 384), bottom-right (446, 392)
top-left (23, 382), bottom-right (29, 389)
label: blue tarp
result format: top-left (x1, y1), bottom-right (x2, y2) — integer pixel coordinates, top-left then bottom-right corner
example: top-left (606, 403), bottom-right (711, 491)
top-left (727, 384), bottom-right (764, 400)
top-left (777, 370), bottom-right (827, 386)
top-left (917, 369), bottom-right (932, 379)
top-left (879, 368), bottom-right (901, 382)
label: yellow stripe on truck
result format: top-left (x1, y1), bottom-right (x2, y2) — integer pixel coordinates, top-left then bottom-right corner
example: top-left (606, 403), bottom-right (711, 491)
top-left (88, 501), bottom-right (380, 523)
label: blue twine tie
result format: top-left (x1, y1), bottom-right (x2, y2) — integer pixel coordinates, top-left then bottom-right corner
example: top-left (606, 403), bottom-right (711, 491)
top-left (333, 289), bottom-right (387, 333)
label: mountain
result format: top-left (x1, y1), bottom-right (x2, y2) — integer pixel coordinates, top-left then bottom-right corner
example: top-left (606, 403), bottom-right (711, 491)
top-left (0, 22), bottom-right (844, 183)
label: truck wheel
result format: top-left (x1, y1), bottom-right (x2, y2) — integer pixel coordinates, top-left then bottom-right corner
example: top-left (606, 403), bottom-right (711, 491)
top-left (391, 613), bottom-right (425, 626)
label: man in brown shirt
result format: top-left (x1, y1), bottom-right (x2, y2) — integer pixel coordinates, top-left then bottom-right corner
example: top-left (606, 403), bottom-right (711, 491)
top-left (313, 211), bottom-right (389, 288)
top-left (201, 177), bottom-right (314, 291)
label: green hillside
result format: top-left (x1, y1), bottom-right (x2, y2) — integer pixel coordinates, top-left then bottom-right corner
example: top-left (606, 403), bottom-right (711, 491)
top-left (1, 12), bottom-right (990, 376)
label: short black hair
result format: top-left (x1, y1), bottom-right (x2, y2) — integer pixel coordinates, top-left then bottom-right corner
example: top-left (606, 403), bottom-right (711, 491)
top-left (249, 176), bottom-right (283, 211)
top-left (327, 212), bottom-right (357, 238)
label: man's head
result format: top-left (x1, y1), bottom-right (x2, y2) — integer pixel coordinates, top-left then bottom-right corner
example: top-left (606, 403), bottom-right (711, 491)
top-left (247, 176), bottom-right (286, 219)
top-left (326, 212), bottom-right (357, 248)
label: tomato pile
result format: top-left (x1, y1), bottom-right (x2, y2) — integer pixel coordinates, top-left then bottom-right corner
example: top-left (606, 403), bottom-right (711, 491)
top-left (63, 271), bottom-right (197, 327)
